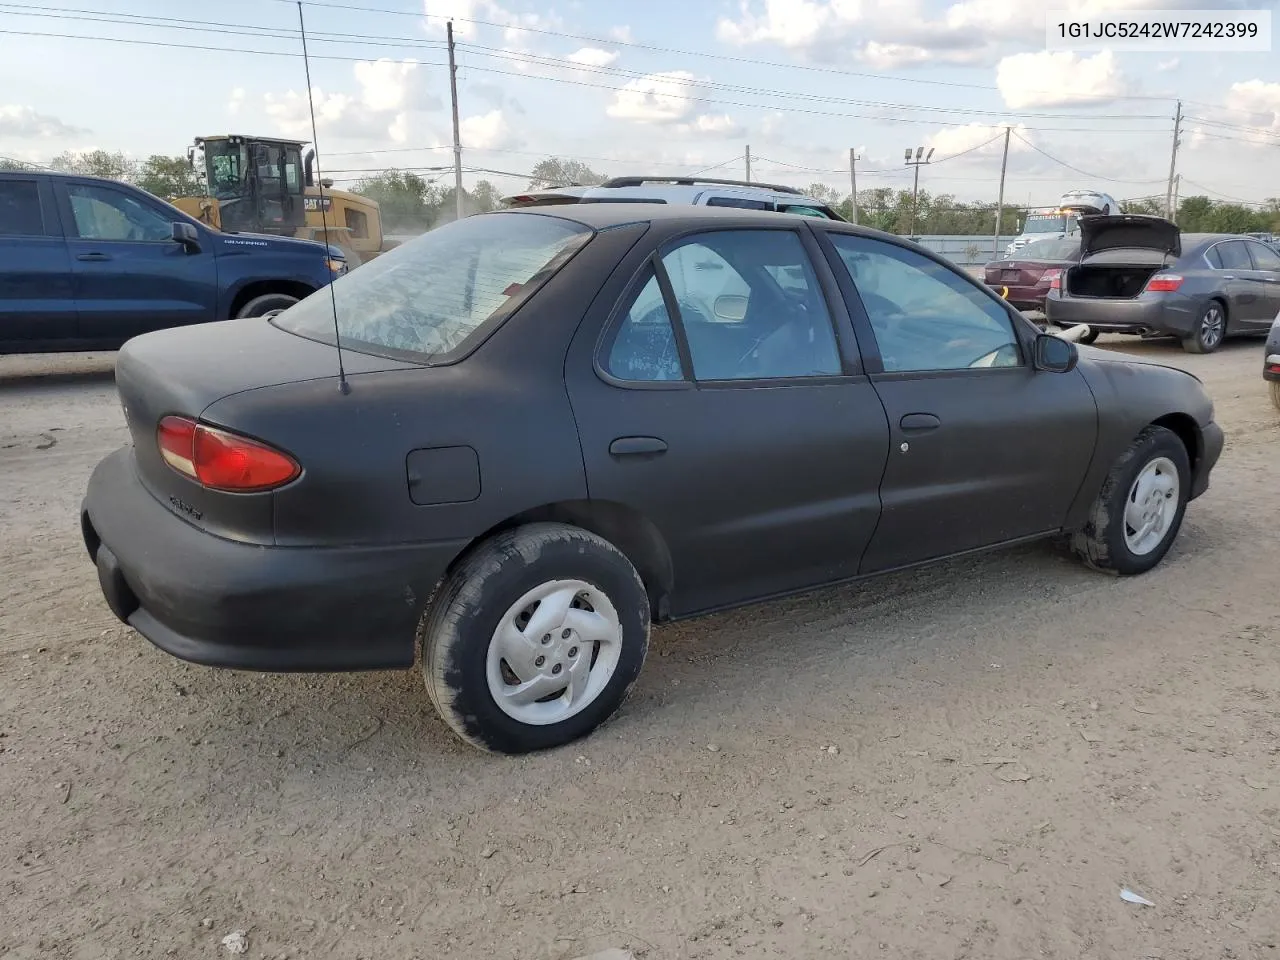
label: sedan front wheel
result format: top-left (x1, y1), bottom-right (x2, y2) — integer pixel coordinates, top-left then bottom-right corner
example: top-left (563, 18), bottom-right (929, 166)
top-left (1070, 425), bottom-right (1191, 575)
top-left (420, 522), bottom-right (650, 754)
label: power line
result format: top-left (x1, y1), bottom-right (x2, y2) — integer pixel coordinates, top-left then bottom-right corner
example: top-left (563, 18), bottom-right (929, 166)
top-left (0, 25), bottom-right (1173, 133)
top-left (1009, 131), bottom-right (1167, 185)
top-left (1179, 178), bottom-right (1273, 207)
top-left (264, 0), bottom-right (1186, 104)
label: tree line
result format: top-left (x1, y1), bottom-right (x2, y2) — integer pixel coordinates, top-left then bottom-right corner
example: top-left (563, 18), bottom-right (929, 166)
top-left (5, 150), bottom-right (1277, 237)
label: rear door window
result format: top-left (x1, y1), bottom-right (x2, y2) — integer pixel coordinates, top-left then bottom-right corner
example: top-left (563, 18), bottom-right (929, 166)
top-left (1245, 240), bottom-right (1280, 272)
top-left (705, 196), bottom-right (773, 211)
top-left (0, 179), bottom-right (46, 237)
top-left (1216, 240), bottom-right (1253, 270)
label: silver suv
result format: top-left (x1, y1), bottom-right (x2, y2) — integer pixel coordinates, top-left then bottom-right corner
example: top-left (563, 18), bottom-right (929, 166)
top-left (502, 176), bottom-right (846, 221)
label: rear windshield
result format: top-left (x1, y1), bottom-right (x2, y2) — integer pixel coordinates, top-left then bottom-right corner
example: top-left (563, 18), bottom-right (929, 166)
top-left (272, 212), bottom-right (592, 362)
top-left (1016, 238), bottom-right (1079, 260)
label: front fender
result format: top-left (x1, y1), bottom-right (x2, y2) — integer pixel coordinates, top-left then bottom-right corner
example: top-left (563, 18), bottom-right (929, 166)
top-left (1063, 351), bottom-right (1216, 526)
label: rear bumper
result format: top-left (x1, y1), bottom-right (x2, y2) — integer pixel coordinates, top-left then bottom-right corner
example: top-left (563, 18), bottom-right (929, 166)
top-left (992, 283), bottom-right (1048, 311)
top-left (1045, 294), bottom-right (1195, 336)
top-left (81, 447), bottom-right (468, 672)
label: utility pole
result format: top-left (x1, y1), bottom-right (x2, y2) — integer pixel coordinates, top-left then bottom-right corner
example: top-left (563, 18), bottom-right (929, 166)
top-left (1172, 173), bottom-right (1181, 221)
top-left (1164, 99), bottom-right (1182, 220)
top-left (744, 145), bottom-right (751, 183)
top-left (904, 146), bottom-right (934, 238)
top-left (993, 126), bottom-right (1011, 259)
top-left (447, 20), bottom-right (464, 221)
top-left (849, 148), bottom-right (859, 224)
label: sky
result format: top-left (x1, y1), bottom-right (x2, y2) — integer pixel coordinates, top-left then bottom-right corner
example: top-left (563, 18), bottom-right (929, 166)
top-left (2, 0), bottom-right (1279, 210)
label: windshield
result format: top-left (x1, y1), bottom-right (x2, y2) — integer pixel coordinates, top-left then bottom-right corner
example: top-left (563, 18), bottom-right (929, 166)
top-left (1016, 238), bottom-right (1079, 260)
top-left (1023, 215), bottom-right (1069, 234)
top-left (204, 140), bottom-right (246, 201)
top-left (272, 212), bottom-right (593, 362)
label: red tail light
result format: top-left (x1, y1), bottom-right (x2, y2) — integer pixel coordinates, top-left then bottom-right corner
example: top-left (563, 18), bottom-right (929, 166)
top-left (1041, 268), bottom-right (1062, 287)
top-left (156, 416), bottom-right (300, 492)
top-left (1145, 273), bottom-right (1183, 292)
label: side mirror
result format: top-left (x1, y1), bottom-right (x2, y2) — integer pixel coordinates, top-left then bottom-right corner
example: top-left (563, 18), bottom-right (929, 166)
top-left (1033, 332), bottom-right (1078, 373)
top-left (172, 221), bottom-right (200, 251)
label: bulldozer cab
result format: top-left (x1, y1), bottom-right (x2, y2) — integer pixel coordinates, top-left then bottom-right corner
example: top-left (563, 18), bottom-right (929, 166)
top-left (190, 135), bottom-right (307, 235)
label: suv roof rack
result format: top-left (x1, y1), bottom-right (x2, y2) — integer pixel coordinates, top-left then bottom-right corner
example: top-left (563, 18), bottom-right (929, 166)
top-left (598, 176), bottom-right (804, 196)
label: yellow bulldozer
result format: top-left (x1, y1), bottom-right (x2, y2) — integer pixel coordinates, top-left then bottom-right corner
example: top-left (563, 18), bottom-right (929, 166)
top-left (169, 135), bottom-right (400, 267)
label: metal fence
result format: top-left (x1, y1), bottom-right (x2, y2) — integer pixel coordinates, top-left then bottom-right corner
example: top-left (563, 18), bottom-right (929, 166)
top-left (906, 235), bottom-right (1018, 266)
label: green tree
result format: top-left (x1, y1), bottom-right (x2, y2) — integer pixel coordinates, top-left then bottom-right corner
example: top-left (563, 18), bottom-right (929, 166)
top-left (470, 179), bottom-right (500, 213)
top-left (528, 157), bottom-right (606, 188)
top-left (351, 170), bottom-right (440, 231)
top-left (49, 149), bottom-right (134, 181)
top-left (1121, 197), bottom-right (1163, 215)
top-left (135, 155), bottom-right (202, 200)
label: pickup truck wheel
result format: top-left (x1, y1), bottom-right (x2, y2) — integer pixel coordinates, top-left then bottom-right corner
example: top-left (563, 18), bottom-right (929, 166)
top-left (420, 522), bottom-right (650, 755)
top-left (236, 293), bottom-right (299, 319)
top-left (1070, 425), bottom-right (1190, 576)
top-left (1181, 301), bottom-right (1225, 354)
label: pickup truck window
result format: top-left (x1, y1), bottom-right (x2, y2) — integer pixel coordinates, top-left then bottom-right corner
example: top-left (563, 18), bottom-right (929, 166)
top-left (0, 179), bottom-right (45, 237)
top-left (66, 182), bottom-right (172, 243)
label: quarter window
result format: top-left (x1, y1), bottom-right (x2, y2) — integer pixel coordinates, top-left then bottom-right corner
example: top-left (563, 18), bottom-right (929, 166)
top-left (0, 179), bottom-right (44, 236)
top-left (829, 234), bottom-right (1022, 373)
top-left (659, 230), bottom-right (842, 381)
top-left (605, 267), bottom-right (685, 382)
top-left (66, 183), bottom-right (172, 242)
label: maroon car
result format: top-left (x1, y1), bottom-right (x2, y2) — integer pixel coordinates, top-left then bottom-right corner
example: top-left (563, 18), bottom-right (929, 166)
top-left (983, 237), bottom-right (1081, 312)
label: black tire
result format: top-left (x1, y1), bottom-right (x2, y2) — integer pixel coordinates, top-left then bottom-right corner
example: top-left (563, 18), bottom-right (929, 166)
top-left (1181, 300), bottom-right (1226, 354)
top-left (1070, 425), bottom-right (1191, 576)
top-left (420, 522), bottom-right (650, 754)
top-left (1076, 327), bottom-right (1099, 345)
top-left (1270, 380), bottom-right (1280, 412)
top-left (235, 293), bottom-right (299, 319)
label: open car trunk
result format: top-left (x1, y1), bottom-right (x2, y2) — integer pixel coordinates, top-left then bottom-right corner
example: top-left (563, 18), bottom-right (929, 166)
top-left (1065, 264), bottom-right (1162, 299)
top-left (1064, 214), bottom-right (1180, 300)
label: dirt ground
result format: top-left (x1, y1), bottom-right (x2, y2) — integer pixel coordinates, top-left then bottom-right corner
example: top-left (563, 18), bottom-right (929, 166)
top-left (2, 338), bottom-right (1278, 960)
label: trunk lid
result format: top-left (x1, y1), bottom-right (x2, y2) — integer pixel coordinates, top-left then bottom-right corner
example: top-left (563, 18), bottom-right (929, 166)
top-left (986, 260), bottom-right (1053, 286)
top-left (114, 317), bottom-right (416, 543)
top-left (1079, 214), bottom-right (1181, 259)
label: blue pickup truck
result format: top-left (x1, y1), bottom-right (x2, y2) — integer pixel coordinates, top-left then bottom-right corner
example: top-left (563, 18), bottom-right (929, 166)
top-left (0, 169), bottom-right (344, 354)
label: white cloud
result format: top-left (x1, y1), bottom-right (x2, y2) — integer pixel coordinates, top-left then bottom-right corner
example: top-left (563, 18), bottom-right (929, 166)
top-left (353, 59), bottom-right (440, 113)
top-left (1223, 79), bottom-right (1280, 133)
top-left (925, 122), bottom-right (1032, 160)
top-left (715, 0), bottom-right (1232, 66)
top-left (227, 88), bottom-right (246, 116)
top-left (607, 71), bottom-right (703, 124)
top-left (1156, 57), bottom-right (1180, 72)
top-left (678, 113), bottom-right (746, 138)
top-left (460, 109), bottom-right (516, 149)
top-left (996, 50), bottom-right (1129, 108)
top-left (0, 104), bottom-right (84, 139)
top-left (565, 47), bottom-right (619, 68)
top-left (609, 25), bottom-right (634, 43)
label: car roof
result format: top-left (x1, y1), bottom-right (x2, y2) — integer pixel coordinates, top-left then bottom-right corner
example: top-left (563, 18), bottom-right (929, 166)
top-left (490, 202), bottom-right (887, 236)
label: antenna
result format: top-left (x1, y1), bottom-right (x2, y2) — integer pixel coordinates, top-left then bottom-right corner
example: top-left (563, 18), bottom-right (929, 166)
top-left (297, 0), bottom-right (349, 396)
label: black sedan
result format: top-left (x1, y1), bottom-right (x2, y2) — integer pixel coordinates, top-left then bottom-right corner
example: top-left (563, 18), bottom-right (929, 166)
top-left (1046, 214), bottom-right (1280, 353)
top-left (82, 205), bottom-right (1223, 754)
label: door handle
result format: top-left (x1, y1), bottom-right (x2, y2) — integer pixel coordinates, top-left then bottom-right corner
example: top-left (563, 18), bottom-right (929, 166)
top-left (1221, 274), bottom-right (1236, 280)
top-left (76, 253), bottom-right (111, 262)
top-left (899, 413), bottom-right (941, 432)
top-left (609, 436), bottom-right (668, 456)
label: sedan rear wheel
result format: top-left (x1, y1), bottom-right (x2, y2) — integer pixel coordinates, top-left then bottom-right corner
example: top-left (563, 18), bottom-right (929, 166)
top-left (1182, 302), bottom-right (1226, 354)
top-left (1271, 380), bottom-right (1280, 411)
top-left (1070, 425), bottom-right (1190, 575)
top-left (420, 522), bottom-right (650, 754)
